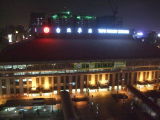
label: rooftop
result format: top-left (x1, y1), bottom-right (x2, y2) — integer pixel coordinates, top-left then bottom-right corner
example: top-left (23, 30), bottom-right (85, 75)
top-left (0, 38), bottom-right (160, 63)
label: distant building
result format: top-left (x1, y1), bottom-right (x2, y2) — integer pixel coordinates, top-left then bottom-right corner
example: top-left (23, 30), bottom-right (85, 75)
top-left (49, 11), bottom-right (96, 27)
top-left (30, 11), bottom-right (96, 29)
top-left (29, 13), bottom-right (46, 32)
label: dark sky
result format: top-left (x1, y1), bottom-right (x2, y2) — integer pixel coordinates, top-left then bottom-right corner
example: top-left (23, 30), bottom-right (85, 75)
top-left (1, 0), bottom-right (160, 31)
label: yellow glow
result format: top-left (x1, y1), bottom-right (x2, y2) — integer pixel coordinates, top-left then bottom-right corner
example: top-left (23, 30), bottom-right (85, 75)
top-left (90, 74), bottom-right (96, 86)
top-left (44, 77), bottom-right (50, 90)
top-left (139, 72), bottom-right (144, 82)
top-left (76, 94), bottom-right (86, 99)
top-left (31, 77), bottom-right (37, 90)
top-left (75, 101), bottom-right (87, 109)
top-left (147, 71), bottom-right (152, 81)
top-left (99, 74), bottom-right (109, 85)
top-left (100, 79), bottom-right (107, 84)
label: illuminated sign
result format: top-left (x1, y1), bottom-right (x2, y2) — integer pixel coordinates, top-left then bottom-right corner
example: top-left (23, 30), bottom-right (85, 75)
top-left (114, 61), bottom-right (126, 68)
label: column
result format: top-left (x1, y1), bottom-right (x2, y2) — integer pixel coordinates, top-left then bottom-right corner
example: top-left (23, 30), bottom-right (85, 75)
top-left (69, 76), bottom-right (72, 93)
top-left (27, 78), bottom-right (30, 94)
top-left (121, 72), bottom-right (125, 88)
top-left (130, 72), bottom-right (135, 85)
top-left (137, 72), bottom-right (140, 82)
top-left (117, 73), bottom-right (121, 90)
top-left (19, 78), bottom-right (24, 94)
top-left (63, 76), bottom-right (66, 90)
top-left (75, 75), bottom-right (78, 92)
top-left (87, 74), bottom-right (90, 88)
top-left (112, 73), bottom-right (116, 90)
top-left (0, 79), bottom-right (2, 97)
top-left (57, 76), bottom-right (61, 94)
top-left (80, 75), bottom-right (84, 93)
top-left (6, 79), bottom-right (10, 96)
top-left (152, 71), bottom-right (156, 80)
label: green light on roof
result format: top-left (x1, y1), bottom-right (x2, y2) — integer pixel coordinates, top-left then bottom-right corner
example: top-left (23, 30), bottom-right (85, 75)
top-left (84, 16), bottom-right (96, 20)
top-left (62, 15), bottom-right (68, 19)
top-left (67, 11), bottom-right (70, 14)
top-left (62, 11), bottom-right (71, 15)
top-left (52, 14), bottom-right (58, 19)
top-left (76, 16), bottom-right (81, 20)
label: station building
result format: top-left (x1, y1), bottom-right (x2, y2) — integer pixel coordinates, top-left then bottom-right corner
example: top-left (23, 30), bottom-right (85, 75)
top-left (0, 38), bottom-right (160, 98)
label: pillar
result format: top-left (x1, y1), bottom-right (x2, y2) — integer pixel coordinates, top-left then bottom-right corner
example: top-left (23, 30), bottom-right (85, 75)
top-left (19, 78), bottom-right (23, 94)
top-left (0, 79), bottom-right (2, 97)
top-left (131, 72), bottom-right (135, 85)
top-left (80, 75), bottom-right (84, 93)
top-left (112, 73), bottom-right (116, 90)
top-left (6, 79), bottom-right (10, 96)
top-left (69, 76), bottom-right (72, 93)
top-left (57, 76), bottom-right (61, 94)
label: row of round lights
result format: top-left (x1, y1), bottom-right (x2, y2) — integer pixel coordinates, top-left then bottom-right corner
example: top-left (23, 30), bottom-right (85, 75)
top-left (43, 26), bottom-right (93, 34)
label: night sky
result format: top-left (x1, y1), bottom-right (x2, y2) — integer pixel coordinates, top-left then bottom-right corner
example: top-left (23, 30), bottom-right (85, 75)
top-left (1, 0), bottom-right (160, 31)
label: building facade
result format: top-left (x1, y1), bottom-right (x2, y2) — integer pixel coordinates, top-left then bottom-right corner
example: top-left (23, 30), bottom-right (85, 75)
top-left (0, 59), bottom-right (160, 98)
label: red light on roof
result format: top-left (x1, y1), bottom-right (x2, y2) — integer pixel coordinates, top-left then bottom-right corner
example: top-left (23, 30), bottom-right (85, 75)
top-left (43, 27), bottom-right (50, 34)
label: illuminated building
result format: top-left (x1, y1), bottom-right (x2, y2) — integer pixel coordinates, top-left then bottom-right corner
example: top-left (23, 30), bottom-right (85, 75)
top-left (30, 11), bottom-right (96, 32)
top-left (50, 11), bottom-right (96, 27)
top-left (0, 38), bottom-right (160, 99)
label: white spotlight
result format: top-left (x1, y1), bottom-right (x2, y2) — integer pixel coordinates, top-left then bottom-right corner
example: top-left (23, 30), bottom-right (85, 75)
top-left (77, 28), bottom-right (82, 33)
top-left (67, 28), bottom-right (71, 33)
top-left (56, 28), bottom-right (61, 33)
top-left (88, 28), bottom-right (93, 33)
top-left (8, 34), bottom-right (12, 43)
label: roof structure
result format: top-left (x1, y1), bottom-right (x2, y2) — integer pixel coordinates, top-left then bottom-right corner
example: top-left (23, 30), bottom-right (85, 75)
top-left (0, 38), bottom-right (160, 62)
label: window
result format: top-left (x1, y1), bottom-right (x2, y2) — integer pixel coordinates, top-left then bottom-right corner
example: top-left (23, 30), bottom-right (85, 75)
top-left (2, 79), bottom-right (6, 86)
top-left (4, 65), bottom-right (12, 69)
top-left (10, 88), bottom-right (14, 94)
top-left (49, 77), bottom-right (52, 84)
top-left (82, 64), bottom-right (89, 69)
top-left (41, 77), bottom-right (44, 84)
top-left (10, 79), bottom-right (14, 85)
top-left (99, 74), bottom-right (102, 80)
top-left (16, 89), bottom-right (20, 94)
top-left (15, 79), bottom-right (19, 86)
top-left (66, 76), bottom-right (69, 84)
top-left (61, 76), bottom-right (64, 83)
top-left (54, 77), bottom-right (57, 84)
top-left (23, 88), bottom-right (27, 93)
top-left (2, 88), bottom-right (6, 95)
top-left (36, 78), bottom-right (39, 84)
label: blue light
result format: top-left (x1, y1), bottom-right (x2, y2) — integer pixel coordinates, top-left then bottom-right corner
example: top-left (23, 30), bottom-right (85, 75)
top-left (137, 32), bottom-right (143, 36)
top-left (88, 28), bottom-right (93, 33)
top-left (77, 28), bottom-right (82, 33)
top-left (98, 29), bottom-right (107, 33)
top-left (56, 28), bottom-right (61, 33)
top-left (66, 28), bottom-right (71, 33)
